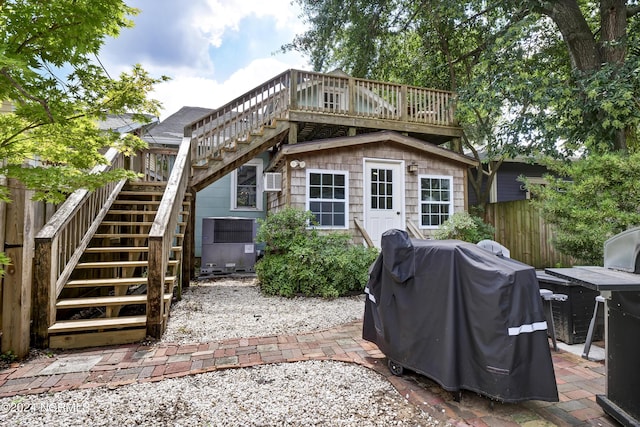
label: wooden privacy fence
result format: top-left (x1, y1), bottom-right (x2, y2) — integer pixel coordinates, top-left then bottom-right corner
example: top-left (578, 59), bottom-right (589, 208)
top-left (485, 199), bottom-right (574, 269)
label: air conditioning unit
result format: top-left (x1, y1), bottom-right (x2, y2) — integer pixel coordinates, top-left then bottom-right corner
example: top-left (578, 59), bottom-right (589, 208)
top-left (201, 217), bottom-right (257, 276)
top-left (264, 172), bottom-right (282, 191)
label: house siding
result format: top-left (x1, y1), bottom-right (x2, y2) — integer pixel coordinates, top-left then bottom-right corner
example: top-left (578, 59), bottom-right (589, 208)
top-left (267, 141), bottom-right (467, 245)
top-left (195, 153), bottom-right (269, 257)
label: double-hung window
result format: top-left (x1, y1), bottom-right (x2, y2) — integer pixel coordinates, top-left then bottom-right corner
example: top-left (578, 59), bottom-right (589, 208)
top-left (306, 169), bottom-right (348, 228)
top-left (419, 175), bottom-right (453, 228)
top-left (231, 159), bottom-right (263, 211)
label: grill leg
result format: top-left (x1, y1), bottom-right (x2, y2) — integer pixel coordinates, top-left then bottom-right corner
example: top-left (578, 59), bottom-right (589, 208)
top-left (540, 289), bottom-right (558, 351)
top-left (582, 295), bottom-right (605, 360)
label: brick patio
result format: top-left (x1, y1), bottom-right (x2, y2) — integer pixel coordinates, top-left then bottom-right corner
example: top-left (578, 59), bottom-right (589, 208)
top-left (0, 320), bottom-right (618, 426)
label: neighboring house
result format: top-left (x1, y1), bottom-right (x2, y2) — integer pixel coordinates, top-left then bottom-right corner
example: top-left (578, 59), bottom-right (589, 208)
top-left (468, 157), bottom-right (551, 206)
top-left (97, 112), bottom-right (158, 136)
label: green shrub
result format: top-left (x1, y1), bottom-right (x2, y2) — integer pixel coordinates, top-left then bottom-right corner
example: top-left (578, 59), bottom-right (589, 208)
top-left (434, 211), bottom-right (495, 243)
top-left (255, 207), bottom-right (379, 298)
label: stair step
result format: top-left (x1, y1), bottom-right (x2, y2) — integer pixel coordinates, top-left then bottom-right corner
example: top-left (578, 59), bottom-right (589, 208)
top-left (100, 221), bottom-right (186, 227)
top-left (93, 233), bottom-right (185, 239)
top-left (119, 190), bottom-right (166, 197)
top-left (126, 181), bottom-right (167, 187)
top-left (75, 260), bottom-right (179, 269)
top-left (48, 316), bottom-right (147, 333)
top-left (65, 276), bottom-right (177, 288)
top-left (112, 200), bottom-right (191, 206)
top-left (56, 293), bottom-right (172, 309)
top-left (57, 295), bottom-right (148, 309)
top-left (107, 209), bottom-right (158, 215)
top-left (84, 246), bottom-right (181, 254)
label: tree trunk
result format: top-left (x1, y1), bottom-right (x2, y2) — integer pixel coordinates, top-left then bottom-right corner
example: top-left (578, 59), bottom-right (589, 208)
top-left (537, 0), bottom-right (631, 152)
top-left (537, 0), bottom-right (601, 72)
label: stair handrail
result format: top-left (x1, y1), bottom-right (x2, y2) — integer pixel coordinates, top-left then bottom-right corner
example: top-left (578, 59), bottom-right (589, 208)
top-left (187, 70), bottom-right (291, 167)
top-left (146, 135), bottom-right (191, 338)
top-left (33, 147), bottom-right (128, 346)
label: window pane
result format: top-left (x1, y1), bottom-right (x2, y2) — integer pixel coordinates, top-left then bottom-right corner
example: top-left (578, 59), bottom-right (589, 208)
top-left (419, 177), bottom-right (452, 227)
top-left (236, 165), bottom-right (257, 208)
top-left (307, 172), bottom-right (347, 227)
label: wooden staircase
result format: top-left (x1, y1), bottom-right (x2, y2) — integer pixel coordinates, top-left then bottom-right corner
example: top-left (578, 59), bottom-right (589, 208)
top-left (47, 182), bottom-right (191, 349)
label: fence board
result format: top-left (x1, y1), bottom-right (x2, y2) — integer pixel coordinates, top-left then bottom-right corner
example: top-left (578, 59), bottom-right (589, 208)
top-left (2, 180), bottom-right (34, 357)
top-left (485, 200), bottom-right (574, 268)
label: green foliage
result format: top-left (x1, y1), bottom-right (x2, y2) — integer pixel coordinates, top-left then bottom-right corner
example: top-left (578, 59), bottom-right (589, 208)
top-left (0, 350), bottom-right (17, 364)
top-left (527, 152), bottom-right (640, 265)
top-left (0, 252), bottom-right (9, 276)
top-left (0, 1), bottom-right (168, 203)
top-left (255, 207), bottom-right (379, 298)
top-left (288, 0), bottom-right (640, 208)
top-left (434, 211), bottom-right (495, 243)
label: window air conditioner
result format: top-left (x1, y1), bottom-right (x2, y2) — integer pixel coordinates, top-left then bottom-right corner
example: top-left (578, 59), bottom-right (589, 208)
top-left (264, 172), bottom-right (282, 192)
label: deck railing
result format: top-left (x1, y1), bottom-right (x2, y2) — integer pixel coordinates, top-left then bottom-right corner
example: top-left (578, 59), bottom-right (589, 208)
top-left (187, 69), bottom-right (457, 167)
top-left (188, 70), bottom-right (291, 166)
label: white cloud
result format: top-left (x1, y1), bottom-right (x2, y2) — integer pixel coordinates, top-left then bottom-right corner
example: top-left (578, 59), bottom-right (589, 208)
top-left (101, 0), bottom-right (310, 120)
top-left (194, 0), bottom-right (307, 47)
top-left (153, 56), bottom-right (308, 120)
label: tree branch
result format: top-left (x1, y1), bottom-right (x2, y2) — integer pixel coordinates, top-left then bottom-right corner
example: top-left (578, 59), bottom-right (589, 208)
top-left (627, 5), bottom-right (640, 17)
top-left (0, 68), bottom-right (55, 122)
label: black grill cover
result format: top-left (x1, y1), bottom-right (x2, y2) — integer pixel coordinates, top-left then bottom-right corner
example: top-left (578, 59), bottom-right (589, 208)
top-left (363, 230), bottom-right (558, 402)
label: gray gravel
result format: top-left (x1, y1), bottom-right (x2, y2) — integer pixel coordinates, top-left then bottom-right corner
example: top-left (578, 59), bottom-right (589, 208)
top-left (0, 277), bottom-right (444, 426)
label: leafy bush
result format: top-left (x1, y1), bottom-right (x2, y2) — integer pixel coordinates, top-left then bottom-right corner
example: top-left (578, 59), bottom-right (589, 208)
top-left (528, 152), bottom-right (640, 265)
top-left (434, 211), bottom-right (495, 243)
top-left (255, 207), bottom-right (379, 298)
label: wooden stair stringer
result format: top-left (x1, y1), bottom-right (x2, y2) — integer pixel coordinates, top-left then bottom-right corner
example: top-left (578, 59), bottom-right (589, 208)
top-left (190, 120), bottom-right (290, 191)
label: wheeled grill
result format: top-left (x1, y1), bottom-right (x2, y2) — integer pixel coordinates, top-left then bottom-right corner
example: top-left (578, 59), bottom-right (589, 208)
top-left (546, 227), bottom-right (640, 427)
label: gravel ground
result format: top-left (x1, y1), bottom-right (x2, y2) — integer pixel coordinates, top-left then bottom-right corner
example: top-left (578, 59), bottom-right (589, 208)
top-left (0, 277), bottom-right (444, 426)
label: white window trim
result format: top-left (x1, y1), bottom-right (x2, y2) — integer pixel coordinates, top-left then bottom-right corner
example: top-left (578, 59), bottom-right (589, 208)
top-left (418, 174), bottom-right (454, 229)
top-left (306, 168), bottom-right (349, 230)
top-left (230, 159), bottom-right (263, 211)
top-left (320, 85), bottom-right (348, 111)
top-left (523, 176), bottom-right (548, 200)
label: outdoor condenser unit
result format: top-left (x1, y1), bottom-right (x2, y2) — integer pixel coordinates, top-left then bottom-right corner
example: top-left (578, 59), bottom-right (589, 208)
top-left (200, 217), bottom-right (257, 276)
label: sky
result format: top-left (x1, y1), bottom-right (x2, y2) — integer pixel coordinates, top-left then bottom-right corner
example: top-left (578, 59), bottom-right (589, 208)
top-left (100, 0), bottom-right (311, 120)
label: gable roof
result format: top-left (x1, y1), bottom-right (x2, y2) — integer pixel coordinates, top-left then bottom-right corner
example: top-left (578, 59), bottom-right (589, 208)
top-left (274, 130), bottom-right (476, 167)
top-left (143, 106), bottom-right (213, 146)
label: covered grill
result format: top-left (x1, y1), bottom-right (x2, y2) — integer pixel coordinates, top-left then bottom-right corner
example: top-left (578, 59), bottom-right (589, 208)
top-left (547, 226), bottom-right (640, 426)
top-left (363, 229), bottom-right (558, 403)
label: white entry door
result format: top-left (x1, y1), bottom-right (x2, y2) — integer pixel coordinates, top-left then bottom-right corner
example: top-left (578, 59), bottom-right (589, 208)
top-left (364, 160), bottom-right (405, 248)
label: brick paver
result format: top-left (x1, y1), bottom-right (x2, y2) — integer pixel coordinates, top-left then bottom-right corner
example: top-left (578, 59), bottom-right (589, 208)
top-left (0, 320), bottom-right (618, 426)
